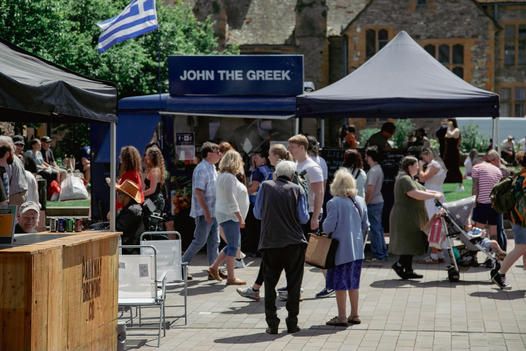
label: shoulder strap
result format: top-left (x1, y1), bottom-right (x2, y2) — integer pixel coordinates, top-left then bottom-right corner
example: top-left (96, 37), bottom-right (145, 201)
top-left (348, 196), bottom-right (363, 220)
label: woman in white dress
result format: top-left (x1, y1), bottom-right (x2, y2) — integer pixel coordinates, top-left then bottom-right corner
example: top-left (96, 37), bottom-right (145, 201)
top-left (418, 148), bottom-right (447, 263)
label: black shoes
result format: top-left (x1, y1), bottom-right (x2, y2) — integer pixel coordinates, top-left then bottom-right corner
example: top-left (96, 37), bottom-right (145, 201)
top-left (392, 262), bottom-right (406, 279)
top-left (492, 272), bottom-right (510, 289)
top-left (265, 327), bottom-right (278, 335)
top-left (392, 262), bottom-right (423, 280)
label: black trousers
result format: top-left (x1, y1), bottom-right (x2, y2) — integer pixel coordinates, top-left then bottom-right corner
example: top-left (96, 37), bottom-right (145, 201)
top-left (262, 244), bottom-right (305, 329)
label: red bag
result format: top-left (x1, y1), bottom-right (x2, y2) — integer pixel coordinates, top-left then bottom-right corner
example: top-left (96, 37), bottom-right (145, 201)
top-left (48, 180), bottom-right (61, 200)
top-left (423, 215), bottom-right (445, 249)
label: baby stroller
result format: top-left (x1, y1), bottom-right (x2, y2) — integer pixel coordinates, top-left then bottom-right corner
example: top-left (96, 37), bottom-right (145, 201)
top-left (434, 198), bottom-right (501, 282)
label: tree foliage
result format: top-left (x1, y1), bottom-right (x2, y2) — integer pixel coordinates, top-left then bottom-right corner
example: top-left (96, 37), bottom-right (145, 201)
top-left (0, 0), bottom-right (236, 156)
top-left (0, 0), bottom-right (237, 97)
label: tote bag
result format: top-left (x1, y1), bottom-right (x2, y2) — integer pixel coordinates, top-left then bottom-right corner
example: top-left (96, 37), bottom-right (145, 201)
top-left (305, 233), bottom-right (338, 269)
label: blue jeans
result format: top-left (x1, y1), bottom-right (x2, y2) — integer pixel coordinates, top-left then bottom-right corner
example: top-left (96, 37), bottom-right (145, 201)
top-left (220, 220), bottom-right (241, 257)
top-left (367, 202), bottom-right (387, 259)
top-left (182, 216), bottom-right (219, 265)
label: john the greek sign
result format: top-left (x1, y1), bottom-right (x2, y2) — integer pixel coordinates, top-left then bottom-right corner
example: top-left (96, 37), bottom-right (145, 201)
top-left (168, 55), bottom-right (303, 96)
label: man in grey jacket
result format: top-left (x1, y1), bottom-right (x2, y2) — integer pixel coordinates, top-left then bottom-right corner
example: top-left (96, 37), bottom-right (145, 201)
top-left (253, 160), bottom-right (309, 334)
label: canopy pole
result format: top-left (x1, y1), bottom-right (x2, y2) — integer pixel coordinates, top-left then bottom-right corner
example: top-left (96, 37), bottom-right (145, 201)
top-left (109, 121), bottom-right (116, 232)
top-left (492, 117), bottom-right (499, 151)
top-left (320, 118), bottom-right (325, 147)
top-left (294, 118), bottom-right (299, 135)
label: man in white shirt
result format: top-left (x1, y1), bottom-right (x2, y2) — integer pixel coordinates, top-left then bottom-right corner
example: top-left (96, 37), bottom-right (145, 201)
top-left (288, 134), bottom-right (324, 233)
top-left (288, 134), bottom-right (330, 298)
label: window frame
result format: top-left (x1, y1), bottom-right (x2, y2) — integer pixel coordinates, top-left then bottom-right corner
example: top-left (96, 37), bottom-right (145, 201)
top-left (497, 84), bottom-right (526, 117)
top-left (419, 38), bottom-right (473, 82)
top-left (362, 26), bottom-right (395, 63)
top-left (501, 21), bottom-right (526, 67)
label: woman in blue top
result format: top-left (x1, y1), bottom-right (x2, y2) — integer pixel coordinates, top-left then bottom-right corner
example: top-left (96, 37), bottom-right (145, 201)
top-left (323, 168), bottom-right (369, 327)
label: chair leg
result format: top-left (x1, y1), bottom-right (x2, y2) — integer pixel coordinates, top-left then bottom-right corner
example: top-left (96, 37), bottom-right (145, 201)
top-left (158, 303), bottom-right (162, 347)
top-left (184, 277), bottom-right (188, 325)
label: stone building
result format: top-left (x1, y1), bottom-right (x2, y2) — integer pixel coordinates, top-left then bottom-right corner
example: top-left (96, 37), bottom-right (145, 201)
top-left (181, 0), bottom-right (526, 144)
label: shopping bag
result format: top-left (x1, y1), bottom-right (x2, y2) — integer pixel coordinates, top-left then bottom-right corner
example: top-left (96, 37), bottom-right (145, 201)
top-left (59, 173), bottom-right (89, 201)
top-left (422, 215), bottom-right (446, 249)
top-left (305, 233), bottom-right (338, 269)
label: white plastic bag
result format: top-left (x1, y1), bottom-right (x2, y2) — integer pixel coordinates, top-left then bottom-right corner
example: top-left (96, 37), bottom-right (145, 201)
top-left (59, 174), bottom-right (89, 201)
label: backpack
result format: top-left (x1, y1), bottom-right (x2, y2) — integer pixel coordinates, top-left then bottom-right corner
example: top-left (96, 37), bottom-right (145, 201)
top-left (490, 176), bottom-right (516, 213)
top-left (511, 174), bottom-right (526, 226)
top-left (291, 169), bottom-right (309, 204)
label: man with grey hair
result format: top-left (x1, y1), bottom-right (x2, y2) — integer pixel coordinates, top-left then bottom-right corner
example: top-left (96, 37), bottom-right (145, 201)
top-left (253, 160), bottom-right (309, 334)
top-left (0, 136), bottom-right (28, 206)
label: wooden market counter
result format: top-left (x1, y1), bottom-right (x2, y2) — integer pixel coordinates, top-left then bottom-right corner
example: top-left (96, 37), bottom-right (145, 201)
top-left (0, 231), bottom-right (121, 351)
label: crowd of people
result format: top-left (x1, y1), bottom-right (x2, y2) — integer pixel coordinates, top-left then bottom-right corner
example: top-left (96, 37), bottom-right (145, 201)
top-left (111, 120), bottom-right (526, 332)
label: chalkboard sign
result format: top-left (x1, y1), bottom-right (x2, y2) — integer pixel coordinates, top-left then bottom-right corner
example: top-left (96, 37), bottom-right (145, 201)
top-left (320, 148), bottom-right (346, 180)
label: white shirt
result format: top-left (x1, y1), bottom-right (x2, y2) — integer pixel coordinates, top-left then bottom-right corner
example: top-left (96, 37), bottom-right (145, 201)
top-left (297, 157), bottom-right (324, 213)
top-left (215, 172), bottom-right (249, 224)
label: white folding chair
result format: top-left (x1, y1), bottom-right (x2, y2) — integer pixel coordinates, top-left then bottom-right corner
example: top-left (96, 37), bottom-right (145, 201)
top-left (118, 245), bottom-right (166, 347)
top-left (140, 231), bottom-right (188, 326)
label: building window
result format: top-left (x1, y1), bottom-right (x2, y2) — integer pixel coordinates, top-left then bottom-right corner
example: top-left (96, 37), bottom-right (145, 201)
top-left (417, 0), bottom-right (427, 7)
top-left (366, 28), bottom-right (391, 59)
top-left (422, 42), bottom-right (465, 79)
top-left (504, 24), bottom-right (526, 66)
top-left (499, 87), bottom-right (526, 117)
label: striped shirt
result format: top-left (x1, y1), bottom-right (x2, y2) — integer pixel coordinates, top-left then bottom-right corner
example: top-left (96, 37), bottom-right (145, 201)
top-left (472, 162), bottom-right (502, 204)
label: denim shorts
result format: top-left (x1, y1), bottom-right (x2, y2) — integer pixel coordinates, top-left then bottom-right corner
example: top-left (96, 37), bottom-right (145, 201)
top-left (220, 220), bottom-right (241, 256)
top-left (512, 224), bottom-right (526, 245)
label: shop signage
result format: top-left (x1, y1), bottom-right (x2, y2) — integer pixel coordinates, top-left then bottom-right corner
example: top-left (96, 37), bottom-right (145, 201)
top-left (168, 55), bottom-right (303, 96)
top-left (175, 132), bottom-right (195, 161)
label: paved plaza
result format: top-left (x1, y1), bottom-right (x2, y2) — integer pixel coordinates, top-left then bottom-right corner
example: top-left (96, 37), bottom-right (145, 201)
top-left (129, 241), bottom-right (526, 351)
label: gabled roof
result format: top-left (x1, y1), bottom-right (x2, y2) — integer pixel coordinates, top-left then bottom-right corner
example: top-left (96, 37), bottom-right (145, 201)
top-left (296, 31), bottom-right (499, 118)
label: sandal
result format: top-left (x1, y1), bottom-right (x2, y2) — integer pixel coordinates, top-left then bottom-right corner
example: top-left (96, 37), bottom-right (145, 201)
top-left (347, 316), bottom-right (361, 325)
top-left (207, 267), bottom-right (222, 281)
top-left (496, 252), bottom-right (507, 261)
top-left (326, 316), bottom-right (348, 327)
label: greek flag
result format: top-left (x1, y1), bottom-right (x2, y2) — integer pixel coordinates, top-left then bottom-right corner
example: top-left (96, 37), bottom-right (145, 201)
top-left (97, 0), bottom-right (158, 53)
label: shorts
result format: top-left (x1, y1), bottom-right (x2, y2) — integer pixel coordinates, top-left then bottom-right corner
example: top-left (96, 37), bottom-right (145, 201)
top-left (512, 224), bottom-right (526, 245)
top-left (472, 203), bottom-right (499, 226)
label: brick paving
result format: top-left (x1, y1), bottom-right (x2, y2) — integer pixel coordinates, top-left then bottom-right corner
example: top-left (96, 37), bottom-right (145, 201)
top-left (127, 240), bottom-right (526, 351)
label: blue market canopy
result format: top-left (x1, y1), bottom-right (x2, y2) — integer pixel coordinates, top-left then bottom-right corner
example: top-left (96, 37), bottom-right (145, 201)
top-left (296, 31), bottom-right (499, 118)
top-left (0, 38), bottom-right (116, 122)
top-left (119, 93), bottom-right (296, 119)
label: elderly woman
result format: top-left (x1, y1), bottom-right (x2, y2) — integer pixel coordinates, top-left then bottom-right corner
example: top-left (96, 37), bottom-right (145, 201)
top-left (208, 150), bottom-right (249, 285)
top-left (390, 156), bottom-right (443, 279)
top-left (323, 168), bottom-right (369, 327)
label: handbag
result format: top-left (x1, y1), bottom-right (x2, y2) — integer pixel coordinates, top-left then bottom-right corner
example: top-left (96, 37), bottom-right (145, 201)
top-left (305, 232), bottom-right (339, 269)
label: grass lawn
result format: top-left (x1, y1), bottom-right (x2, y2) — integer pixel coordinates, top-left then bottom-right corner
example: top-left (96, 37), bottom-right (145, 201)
top-left (46, 199), bottom-right (90, 208)
top-left (443, 178), bottom-right (472, 202)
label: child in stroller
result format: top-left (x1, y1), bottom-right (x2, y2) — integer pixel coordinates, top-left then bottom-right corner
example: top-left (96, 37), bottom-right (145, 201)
top-left (433, 198), bottom-right (506, 282)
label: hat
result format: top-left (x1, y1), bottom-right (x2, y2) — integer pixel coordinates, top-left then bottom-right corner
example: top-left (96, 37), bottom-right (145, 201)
top-left (508, 135), bottom-right (514, 140)
top-left (19, 201), bottom-right (40, 215)
top-left (116, 179), bottom-right (143, 204)
top-left (40, 136), bottom-right (52, 143)
top-left (12, 135), bottom-right (24, 145)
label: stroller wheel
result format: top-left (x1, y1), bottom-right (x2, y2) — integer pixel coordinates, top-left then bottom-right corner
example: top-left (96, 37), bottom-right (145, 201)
top-left (448, 267), bottom-right (460, 282)
top-left (483, 258), bottom-right (494, 268)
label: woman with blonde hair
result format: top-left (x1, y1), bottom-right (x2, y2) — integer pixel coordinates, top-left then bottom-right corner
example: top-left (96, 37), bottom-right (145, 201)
top-left (323, 168), bottom-right (369, 327)
top-left (209, 150), bottom-right (249, 285)
top-left (143, 147), bottom-right (166, 225)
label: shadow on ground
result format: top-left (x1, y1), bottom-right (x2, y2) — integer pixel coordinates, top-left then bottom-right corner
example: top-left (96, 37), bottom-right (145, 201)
top-left (470, 290), bottom-right (526, 300)
top-left (370, 278), bottom-right (493, 289)
top-left (214, 326), bottom-right (345, 344)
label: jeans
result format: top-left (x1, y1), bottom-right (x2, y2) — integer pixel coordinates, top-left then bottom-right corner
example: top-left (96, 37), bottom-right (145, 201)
top-left (367, 202), bottom-right (387, 259)
top-left (182, 216), bottom-right (219, 265)
top-left (220, 220), bottom-right (241, 257)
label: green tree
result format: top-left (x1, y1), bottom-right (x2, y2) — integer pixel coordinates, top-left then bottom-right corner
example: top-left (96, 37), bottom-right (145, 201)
top-left (460, 124), bottom-right (490, 153)
top-left (0, 0), bottom-right (236, 156)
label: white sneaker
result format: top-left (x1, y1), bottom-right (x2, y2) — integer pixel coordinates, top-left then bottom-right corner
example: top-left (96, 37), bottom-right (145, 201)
top-left (236, 287), bottom-right (260, 301)
top-left (235, 258), bottom-right (246, 269)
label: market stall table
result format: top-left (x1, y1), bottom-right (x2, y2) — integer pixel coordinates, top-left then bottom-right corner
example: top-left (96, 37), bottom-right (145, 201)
top-left (0, 231), bottom-right (120, 351)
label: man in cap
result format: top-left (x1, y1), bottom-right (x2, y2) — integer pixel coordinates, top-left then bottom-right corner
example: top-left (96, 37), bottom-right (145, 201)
top-left (40, 136), bottom-right (58, 167)
top-left (15, 201), bottom-right (40, 233)
top-left (116, 179), bottom-right (145, 251)
top-left (0, 136), bottom-right (29, 206)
